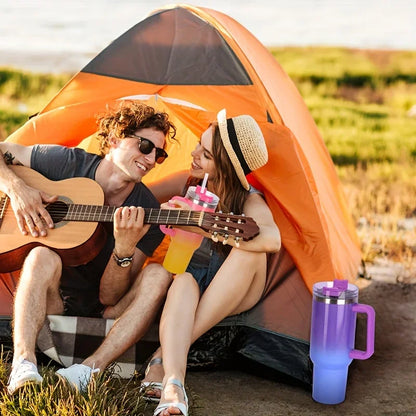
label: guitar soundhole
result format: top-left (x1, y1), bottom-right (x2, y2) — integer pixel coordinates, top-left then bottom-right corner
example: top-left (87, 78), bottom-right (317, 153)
top-left (46, 200), bottom-right (68, 224)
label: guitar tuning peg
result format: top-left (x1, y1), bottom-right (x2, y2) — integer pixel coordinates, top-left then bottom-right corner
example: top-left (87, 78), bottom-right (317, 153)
top-left (218, 210), bottom-right (223, 214)
top-left (229, 212), bottom-right (234, 215)
top-left (211, 231), bottom-right (219, 242)
top-left (241, 213), bottom-right (246, 216)
top-left (222, 234), bottom-right (229, 245)
top-left (234, 236), bottom-right (241, 248)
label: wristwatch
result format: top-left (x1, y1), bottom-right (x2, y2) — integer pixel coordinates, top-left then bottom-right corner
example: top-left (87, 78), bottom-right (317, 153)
top-left (113, 250), bottom-right (133, 268)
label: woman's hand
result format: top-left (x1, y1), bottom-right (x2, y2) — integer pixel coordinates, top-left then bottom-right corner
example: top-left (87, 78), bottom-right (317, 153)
top-left (161, 198), bottom-right (191, 211)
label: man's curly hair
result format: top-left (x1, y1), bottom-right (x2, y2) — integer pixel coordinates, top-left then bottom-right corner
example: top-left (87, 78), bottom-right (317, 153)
top-left (96, 101), bottom-right (176, 156)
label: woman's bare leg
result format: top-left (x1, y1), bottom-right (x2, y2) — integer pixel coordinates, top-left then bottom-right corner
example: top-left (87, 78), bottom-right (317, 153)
top-left (156, 249), bottom-right (267, 414)
top-left (191, 249), bottom-right (266, 342)
top-left (156, 273), bottom-right (199, 414)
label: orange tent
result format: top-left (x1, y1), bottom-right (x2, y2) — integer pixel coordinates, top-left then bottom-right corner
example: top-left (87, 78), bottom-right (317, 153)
top-left (1, 4), bottom-right (361, 383)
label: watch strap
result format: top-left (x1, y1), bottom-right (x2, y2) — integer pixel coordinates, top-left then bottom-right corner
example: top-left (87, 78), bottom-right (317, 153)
top-left (113, 250), bottom-right (133, 267)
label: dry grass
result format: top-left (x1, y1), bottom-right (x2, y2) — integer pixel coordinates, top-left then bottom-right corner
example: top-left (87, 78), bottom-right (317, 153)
top-left (338, 163), bottom-right (416, 282)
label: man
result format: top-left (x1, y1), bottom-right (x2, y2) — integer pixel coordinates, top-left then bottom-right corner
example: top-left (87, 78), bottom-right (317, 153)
top-left (0, 101), bottom-right (174, 394)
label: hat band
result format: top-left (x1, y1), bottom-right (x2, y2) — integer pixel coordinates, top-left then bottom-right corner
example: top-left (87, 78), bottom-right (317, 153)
top-left (226, 118), bottom-right (251, 176)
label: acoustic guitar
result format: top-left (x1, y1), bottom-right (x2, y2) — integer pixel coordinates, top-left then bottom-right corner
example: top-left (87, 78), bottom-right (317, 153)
top-left (0, 166), bottom-right (259, 272)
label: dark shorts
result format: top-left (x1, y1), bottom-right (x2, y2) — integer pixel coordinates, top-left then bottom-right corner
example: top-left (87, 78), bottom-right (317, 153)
top-left (186, 248), bottom-right (224, 294)
top-left (60, 288), bottom-right (105, 318)
top-left (59, 266), bottom-right (105, 318)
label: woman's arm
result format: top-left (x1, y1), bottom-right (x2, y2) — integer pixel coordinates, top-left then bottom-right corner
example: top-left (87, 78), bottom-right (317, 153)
top-left (147, 170), bottom-right (189, 203)
top-left (235, 192), bottom-right (281, 253)
top-left (163, 193), bottom-right (281, 253)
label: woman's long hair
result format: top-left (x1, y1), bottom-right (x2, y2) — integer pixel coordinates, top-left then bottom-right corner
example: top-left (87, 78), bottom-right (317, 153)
top-left (184, 122), bottom-right (250, 256)
top-left (210, 122), bottom-right (249, 215)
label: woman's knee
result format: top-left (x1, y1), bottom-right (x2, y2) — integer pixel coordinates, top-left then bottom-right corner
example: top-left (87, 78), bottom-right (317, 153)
top-left (169, 272), bottom-right (199, 295)
top-left (229, 249), bottom-right (266, 268)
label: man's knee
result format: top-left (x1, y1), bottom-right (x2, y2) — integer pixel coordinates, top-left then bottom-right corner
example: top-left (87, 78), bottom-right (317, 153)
top-left (24, 246), bottom-right (61, 265)
top-left (141, 263), bottom-right (172, 294)
top-left (22, 246), bottom-right (62, 281)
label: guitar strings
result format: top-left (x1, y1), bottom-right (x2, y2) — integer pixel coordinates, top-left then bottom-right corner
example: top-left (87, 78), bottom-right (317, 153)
top-left (2, 207), bottom-right (207, 222)
top-left (2, 202), bottom-right (247, 226)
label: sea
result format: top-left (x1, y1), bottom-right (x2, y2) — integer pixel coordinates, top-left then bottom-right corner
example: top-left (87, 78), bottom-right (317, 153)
top-left (1, 0), bottom-right (415, 73)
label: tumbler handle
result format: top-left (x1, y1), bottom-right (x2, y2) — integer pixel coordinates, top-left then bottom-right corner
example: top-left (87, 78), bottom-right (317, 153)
top-left (349, 303), bottom-right (376, 360)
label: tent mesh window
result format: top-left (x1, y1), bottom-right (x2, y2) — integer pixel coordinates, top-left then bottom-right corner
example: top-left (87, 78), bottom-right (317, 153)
top-left (83, 8), bottom-right (252, 86)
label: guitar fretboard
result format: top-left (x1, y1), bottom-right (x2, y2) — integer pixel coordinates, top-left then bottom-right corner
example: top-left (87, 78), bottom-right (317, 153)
top-left (60, 204), bottom-right (206, 226)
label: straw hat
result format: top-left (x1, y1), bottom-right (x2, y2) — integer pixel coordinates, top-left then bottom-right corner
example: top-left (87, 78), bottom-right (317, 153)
top-left (217, 109), bottom-right (268, 190)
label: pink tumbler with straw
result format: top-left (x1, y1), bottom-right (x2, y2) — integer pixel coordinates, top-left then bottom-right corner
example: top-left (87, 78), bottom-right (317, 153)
top-left (310, 279), bottom-right (375, 404)
top-left (161, 175), bottom-right (219, 275)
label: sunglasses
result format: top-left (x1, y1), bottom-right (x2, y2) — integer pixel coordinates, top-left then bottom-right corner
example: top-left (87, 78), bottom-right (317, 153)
top-left (130, 134), bottom-right (168, 164)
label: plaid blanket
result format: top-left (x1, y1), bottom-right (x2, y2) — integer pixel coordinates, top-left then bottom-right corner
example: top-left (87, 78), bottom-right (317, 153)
top-left (37, 315), bottom-right (160, 378)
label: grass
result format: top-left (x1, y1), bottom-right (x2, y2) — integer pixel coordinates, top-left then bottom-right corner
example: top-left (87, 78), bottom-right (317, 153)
top-left (269, 47), bottom-right (416, 278)
top-left (0, 351), bottom-right (155, 416)
top-left (0, 46), bottom-right (415, 413)
top-left (0, 68), bottom-right (69, 139)
top-left (0, 350), bottom-right (201, 416)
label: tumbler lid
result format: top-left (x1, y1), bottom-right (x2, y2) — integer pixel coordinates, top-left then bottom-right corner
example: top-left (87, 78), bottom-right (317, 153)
top-left (313, 279), bottom-right (358, 304)
top-left (195, 185), bottom-right (214, 203)
top-left (186, 186), bottom-right (219, 209)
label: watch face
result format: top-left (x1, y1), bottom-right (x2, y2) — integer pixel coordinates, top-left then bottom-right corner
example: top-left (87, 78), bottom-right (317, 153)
top-left (120, 260), bottom-right (132, 267)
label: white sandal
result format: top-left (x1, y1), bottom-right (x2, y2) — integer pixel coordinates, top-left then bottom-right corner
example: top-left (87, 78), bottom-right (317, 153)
top-left (153, 378), bottom-right (188, 416)
top-left (140, 357), bottom-right (163, 402)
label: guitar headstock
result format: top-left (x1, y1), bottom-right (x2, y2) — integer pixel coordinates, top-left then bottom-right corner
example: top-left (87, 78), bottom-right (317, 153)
top-left (201, 212), bottom-right (260, 245)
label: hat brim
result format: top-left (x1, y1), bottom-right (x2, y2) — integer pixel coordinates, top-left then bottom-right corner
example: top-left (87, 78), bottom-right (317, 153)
top-left (217, 109), bottom-right (250, 190)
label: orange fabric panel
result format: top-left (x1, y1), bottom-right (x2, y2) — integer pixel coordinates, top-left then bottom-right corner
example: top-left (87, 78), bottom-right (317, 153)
top-left (0, 271), bottom-right (19, 316)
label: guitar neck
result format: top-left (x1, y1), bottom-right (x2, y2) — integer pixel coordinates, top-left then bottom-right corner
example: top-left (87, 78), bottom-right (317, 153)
top-left (63, 204), bottom-right (205, 227)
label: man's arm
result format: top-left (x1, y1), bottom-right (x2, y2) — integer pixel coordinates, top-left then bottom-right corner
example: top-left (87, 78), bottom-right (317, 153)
top-left (0, 142), bottom-right (56, 236)
top-left (99, 206), bottom-right (150, 306)
top-left (0, 142), bottom-right (33, 168)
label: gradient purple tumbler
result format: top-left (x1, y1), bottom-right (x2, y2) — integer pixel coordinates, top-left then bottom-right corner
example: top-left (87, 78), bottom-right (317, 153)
top-left (310, 279), bottom-right (375, 404)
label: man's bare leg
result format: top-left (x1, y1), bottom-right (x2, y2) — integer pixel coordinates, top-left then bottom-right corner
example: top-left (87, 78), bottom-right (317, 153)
top-left (12, 246), bottom-right (64, 366)
top-left (82, 263), bottom-right (171, 370)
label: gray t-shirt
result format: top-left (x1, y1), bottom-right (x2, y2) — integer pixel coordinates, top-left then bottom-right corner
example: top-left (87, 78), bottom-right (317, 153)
top-left (31, 145), bottom-right (164, 316)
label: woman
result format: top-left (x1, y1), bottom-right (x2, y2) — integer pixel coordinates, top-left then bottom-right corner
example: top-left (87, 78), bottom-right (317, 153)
top-left (144, 109), bottom-right (281, 416)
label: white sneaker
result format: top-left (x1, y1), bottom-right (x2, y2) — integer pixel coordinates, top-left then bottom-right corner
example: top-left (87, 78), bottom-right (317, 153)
top-left (7, 357), bottom-right (43, 394)
top-left (56, 364), bottom-right (100, 392)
